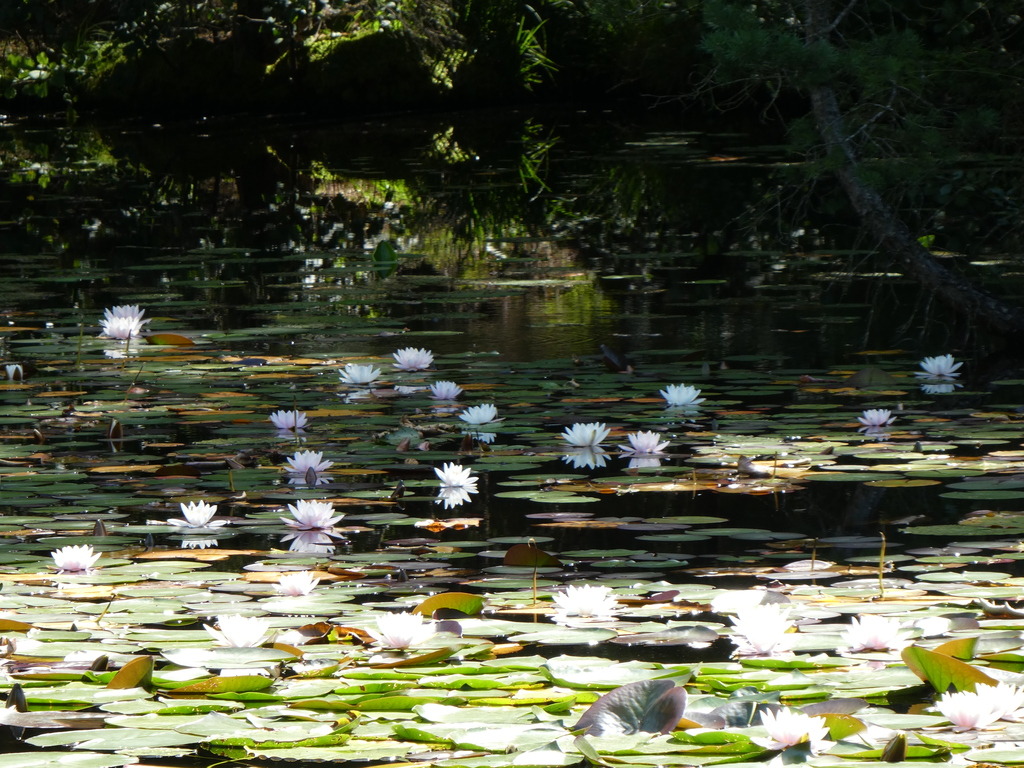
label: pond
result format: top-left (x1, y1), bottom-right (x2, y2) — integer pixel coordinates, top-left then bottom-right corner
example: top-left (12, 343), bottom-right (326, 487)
top-left (0, 107), bottom-right (1023, 767)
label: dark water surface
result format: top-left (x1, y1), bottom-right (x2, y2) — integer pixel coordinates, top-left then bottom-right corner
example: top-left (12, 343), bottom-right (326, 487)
top-left (0, 105), bottom-right (1020, 582)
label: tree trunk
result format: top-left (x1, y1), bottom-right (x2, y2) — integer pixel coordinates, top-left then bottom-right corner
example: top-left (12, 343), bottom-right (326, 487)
top-left (803, 0), bottom-right (1024, 337)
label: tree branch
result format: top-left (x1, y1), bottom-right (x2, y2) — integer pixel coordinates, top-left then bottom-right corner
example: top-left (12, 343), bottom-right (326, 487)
top-left (803, 0), bottom-right (1024, 336)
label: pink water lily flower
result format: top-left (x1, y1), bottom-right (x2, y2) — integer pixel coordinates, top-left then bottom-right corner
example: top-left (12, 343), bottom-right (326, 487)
top-left (937, 683), bottom-right (1024, 730)
top-left (276, 571), bottom-right (320, 596)
top-left (857, 408), bottom-right (895, 432)
top-left (618, 430), bottom-right (670, 455)
top-left (984, 683), bottom-right (1024, 722)
top-left (936, 688), bottom-right (1003, 730)
top-left (282, 499), bottom-right (344, 530)
top-left (285, 450), bottom-right (334, 476)
top-left (51, 544), bottom-right (101, 573)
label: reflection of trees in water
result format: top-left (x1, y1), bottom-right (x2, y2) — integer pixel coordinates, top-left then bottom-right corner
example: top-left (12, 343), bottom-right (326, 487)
top-left (2, 109), bottom-right (1017, 363)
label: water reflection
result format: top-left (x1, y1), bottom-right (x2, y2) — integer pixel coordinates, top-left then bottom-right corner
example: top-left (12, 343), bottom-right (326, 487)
top-left (562, 447), bottom-right (609, 469)
top-left (182, 538), bottom-right (219, 550)
top-left (436, 486), bottom-right (473, 509)
top-left (626, 456), bottom-right (662, 469)
top-left (282, 529), bottom-right (343, 553)
top-left (0, 108), bottom-right (963, 372)
top-left (920, 382), bottom-right (962, 395)
top-left (287, 473), bottom-right (332, 486)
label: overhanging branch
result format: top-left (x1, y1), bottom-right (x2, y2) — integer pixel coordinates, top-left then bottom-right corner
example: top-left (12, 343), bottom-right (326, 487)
top-left (803, 0), bottom-right (1024, 336)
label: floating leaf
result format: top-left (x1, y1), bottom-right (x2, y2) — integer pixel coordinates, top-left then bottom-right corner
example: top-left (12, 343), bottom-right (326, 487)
top-left (145, 334), bottom-right (195, 346)
top-left (931, 637), bottom-right (977, 661)
top-left (106, 656), bottom-right (152, 690)
top-left (574, 679), bottom-right (688, 736)
top-left (168, 676), bottom-right (274, 694)
top-left (414, 592), bottom-right (485, 617)
top-left (901, 645), bottom-right (997, 692)
top-left (503, 543), bottom-right (562, 568)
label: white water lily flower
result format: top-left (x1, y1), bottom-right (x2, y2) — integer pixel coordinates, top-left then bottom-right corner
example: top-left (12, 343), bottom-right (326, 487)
top-left (5, 364), bottom-right (22, 381)
top-left (916, 354), bottom-right (962, 379)
top-left (367, 612), bottom-right (437, 649)
top-left (434, 462), bottom-right (478, 492)
top-left (169, 500), bottom-right (225, 528)
top-left (285, 450), bottom-right (334, 476)
top-left (269, 409), bottom-right (308, 431)
top-left (730, 604), bottom-right (796, 656)
top-left (459, 403), bottom-right (498, 425)
top-left (553, 584), bottom-right (619, 618)
top-left (857, 408), bottom-right (895, 432)
top-left (560, 422), bottom-right (610, 447)
top-left (339, 363), bottom-right (381, 385)
top-left (100, 305), bottom-right (151, 340)
top-left (51, 544), bottom-right (101, 572)
top-left (276, 571), bottom-right (320, 596)
top-left (841, 614), bottom-right (911, 652)
top-left (429, 380), bottom-right (463, 400)
top-left (393, 347), bottom-right (434, 371)
top-left (204, 615), bottom-right (272, 648)
top-left (660, 384), bottom-right (705, 408)
top-left (434, 462), bottom-right (478, 507)
top-left (282, 499), bottom-right (344, 530)
top-left (619, 430), bottom-right (671, 455)
top-left (562, 447), bottom-right (609, 469)
top-left (754, 708), bottom-right (834, 753)
top-left (936, 688), bottom-right (1004, 730)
